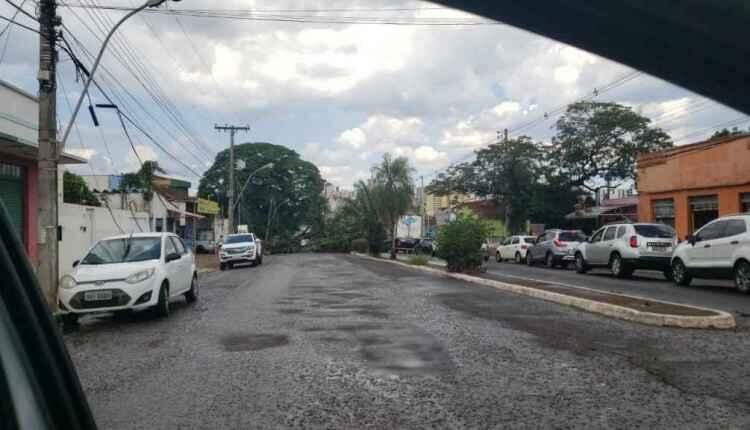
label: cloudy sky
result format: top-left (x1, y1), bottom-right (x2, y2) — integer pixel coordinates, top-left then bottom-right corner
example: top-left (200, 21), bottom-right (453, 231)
top-left (1, 0), bottom-right (747, 189)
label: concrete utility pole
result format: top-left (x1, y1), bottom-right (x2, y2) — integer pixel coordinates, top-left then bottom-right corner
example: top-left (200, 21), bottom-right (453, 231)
top-left (37, 0), bottom-right (60, 308)
top-left (502, 128), bottom-right (511, 234)
top-left (214, 124), bottom-right (250, 234)
top-left (420, 175), bottom-right (425, 237)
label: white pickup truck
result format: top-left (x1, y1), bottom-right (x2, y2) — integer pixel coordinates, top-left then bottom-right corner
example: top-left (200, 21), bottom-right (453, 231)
top-left (218, 233), bottom-right (263, 270)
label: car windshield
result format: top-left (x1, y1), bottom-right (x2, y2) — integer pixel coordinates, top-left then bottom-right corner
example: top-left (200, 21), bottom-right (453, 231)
top-left (225, 234), bottom-right (254, 244)
top-left (634, 224), bottom-right (676, 238)
top-left (559, 231), bottom-right (587, 242)
top-left (80, 237), bottom-right (161, 265)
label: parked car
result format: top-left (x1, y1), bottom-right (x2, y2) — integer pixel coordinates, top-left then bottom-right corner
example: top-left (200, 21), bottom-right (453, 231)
top-left (416, 238), bottom-right (435, 255)
top-left (526, 229), bottom-right (587, 268)
top-left (671, 215), bottom-right (750, 292)
top-left (496, 235), bottom-right (537, 263)
top-left (219, 233), bottom-right (263, 270)
top-left (58, 233), bottom-right (198, 324)
top-left (481, 236), bottom-right (505, 261)
top-left (574, 223), bottom-right (677, 278)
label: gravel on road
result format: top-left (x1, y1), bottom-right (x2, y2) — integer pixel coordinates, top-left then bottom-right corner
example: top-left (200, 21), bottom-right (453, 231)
top-left (65, 253), bottom-right (750, 429)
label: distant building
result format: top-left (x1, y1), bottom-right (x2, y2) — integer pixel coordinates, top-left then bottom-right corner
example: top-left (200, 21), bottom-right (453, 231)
top-left (637, 134), bottom-right (750, 239)
top-left (423, 192), bottom-right (472, 217)
top-left (323, 182), bottom-right (353, 212)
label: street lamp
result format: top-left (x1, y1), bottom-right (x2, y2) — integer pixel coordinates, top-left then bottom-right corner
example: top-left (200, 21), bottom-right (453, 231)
top-left (59, 0), bottom-right (180, 150)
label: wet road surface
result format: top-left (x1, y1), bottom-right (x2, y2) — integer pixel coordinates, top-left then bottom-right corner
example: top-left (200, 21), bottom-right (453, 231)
top-left (65, 253), bottom-right (750, 428)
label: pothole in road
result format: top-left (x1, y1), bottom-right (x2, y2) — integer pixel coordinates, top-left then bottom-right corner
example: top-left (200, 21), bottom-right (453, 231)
top-left (221, 334), bottom-right (289, 352)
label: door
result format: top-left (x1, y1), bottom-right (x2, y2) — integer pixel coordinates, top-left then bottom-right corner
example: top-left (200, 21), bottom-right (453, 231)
top-left (169, 236), bottom-right (192, 293)
top-left (531, 232), bottom-right (548, 261)
top-left (506, 237), bottom-right (519, 259)
top-left (710, 219), bottom-right (746, 269)
top-left (0, 163), bottom-right (25, 246)
top-left (687, 220), bottom-right (726, 268)
top-left (163, 236), bottom-right (182, 295)
top-left (586, 227), bottom-right (608, 265)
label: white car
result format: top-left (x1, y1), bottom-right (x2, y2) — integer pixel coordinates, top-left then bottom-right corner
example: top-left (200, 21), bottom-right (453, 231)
top-left (58, 233), bottom-right (198, 324)
top-left (496, 235), bottom-right (537, 263)
top-left (219, 233), bottom-right (263, 270)
top-left (671, 215), bottom-right (750, 292)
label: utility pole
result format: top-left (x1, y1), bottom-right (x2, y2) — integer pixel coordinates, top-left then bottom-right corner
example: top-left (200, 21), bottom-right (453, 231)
top-left (502, 128), bottom-right (511, 235)
top-left (37, 0), bottom-right (60, 309)
top-left (214, 124), bottom-right (250, 234)
top-left (420, 175), bottom-right (425, 237)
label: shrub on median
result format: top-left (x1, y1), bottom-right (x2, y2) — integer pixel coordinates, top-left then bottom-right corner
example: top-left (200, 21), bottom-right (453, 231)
top-left (436, 212), bottom-right (487, 273)
top-left (351, 238), bottom-right (369, 253)
top-left (406, 255), bottom-right (429, 266)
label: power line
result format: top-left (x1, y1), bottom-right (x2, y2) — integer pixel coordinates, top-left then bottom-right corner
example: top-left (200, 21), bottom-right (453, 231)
top-left (672, 116), bottom-right (750, 143)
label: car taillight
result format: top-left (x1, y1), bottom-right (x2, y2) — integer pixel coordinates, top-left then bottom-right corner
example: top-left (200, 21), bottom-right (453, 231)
top-left (629, 235), bottom-right (638, 248)
top-left (553, 239), bottom-right (563, 247)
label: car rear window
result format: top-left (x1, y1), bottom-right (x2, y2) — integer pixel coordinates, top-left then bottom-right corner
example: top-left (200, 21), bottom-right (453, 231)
top-left (634, 224), bottom-right (675, 238)
top-left (559, 231), bottom-right (586, 242)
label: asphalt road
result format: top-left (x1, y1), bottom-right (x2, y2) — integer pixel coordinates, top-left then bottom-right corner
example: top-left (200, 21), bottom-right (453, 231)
top-left (65, 253), bottom-right (750, 429)
top-left (483, 258), bottom-right (750, 324)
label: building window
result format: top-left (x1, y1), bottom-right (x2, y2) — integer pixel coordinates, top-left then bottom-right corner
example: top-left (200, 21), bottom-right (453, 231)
top-left (652, 199), bottom-right (675, 227)
top-left (742, 193), bottom-right (750, 213)
top-left (689, 195), bottom-right (718, 232)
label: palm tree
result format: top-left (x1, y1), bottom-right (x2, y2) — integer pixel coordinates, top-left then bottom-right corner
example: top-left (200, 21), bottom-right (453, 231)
top-left (370, 154), bottom-right (415, 259)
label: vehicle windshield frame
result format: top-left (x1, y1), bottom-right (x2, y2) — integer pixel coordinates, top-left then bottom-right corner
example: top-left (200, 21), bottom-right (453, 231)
top-left (79, 237), bottom-right (162, 265)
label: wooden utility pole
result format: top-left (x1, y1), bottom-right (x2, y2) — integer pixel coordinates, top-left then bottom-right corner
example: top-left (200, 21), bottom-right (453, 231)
top-left (214, 124), bottom-right (249, 234)
top-left (37, 0), bottom-right (60, 308)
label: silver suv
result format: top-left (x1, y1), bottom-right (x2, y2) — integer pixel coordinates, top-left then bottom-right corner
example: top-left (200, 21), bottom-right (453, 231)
top-left (671, 215), bottom-right (750, 292)
top-left (527, 229), bottom-right (587, 268)
top-left (575, 223), bottom-right (677, 278)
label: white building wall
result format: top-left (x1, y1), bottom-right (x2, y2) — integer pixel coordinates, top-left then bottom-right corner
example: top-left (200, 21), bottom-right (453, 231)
top-left (0, 80), bottom-right (37, 144)
top-left (58, 202), bottom-right (150, 276)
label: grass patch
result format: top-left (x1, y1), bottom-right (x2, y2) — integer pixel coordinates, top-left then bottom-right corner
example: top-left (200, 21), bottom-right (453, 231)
top-left (406, 255), bottom-right (429, 266)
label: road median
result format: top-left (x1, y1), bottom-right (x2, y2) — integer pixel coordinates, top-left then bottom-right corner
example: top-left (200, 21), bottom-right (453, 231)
top-left (352, 253), bottom-right (736, 329)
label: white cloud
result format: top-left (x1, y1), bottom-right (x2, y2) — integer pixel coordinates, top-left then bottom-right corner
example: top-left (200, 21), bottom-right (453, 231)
top-left (492, 101), bottom-right (522, 117)
top-left (336, 128), bottom-right (366, 149)
top-left (67, 148), bottom-right (96, 160)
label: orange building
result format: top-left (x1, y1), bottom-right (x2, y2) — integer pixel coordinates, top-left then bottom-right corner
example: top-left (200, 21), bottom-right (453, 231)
top-left (636, 134), bottom-right (750, 240)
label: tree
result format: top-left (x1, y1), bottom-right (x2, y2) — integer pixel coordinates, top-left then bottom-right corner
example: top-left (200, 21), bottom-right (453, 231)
top-left (63, 171), bottom-right (100, 206)
top-left (118, 160), bottom-right (166, 201)
top-left (548, 101), bottom-right (672, 198)
top-left (710, 126), bottom-right (748, 139)
top-left (369, 154), bottom-right (415, 259)
top-left (427, 136), bottom-right (540, 233)
top-left (198, 142), bottom-right (325, 251)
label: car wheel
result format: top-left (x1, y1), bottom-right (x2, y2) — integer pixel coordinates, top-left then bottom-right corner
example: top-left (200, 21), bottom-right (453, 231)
top-left (526, 253), bottom-right (534, 266)
top-left (228, 262), bottom-right (234, 270)
top-left (220, 262), bottom-right (226, 271)
top-left (545, 252), bottom-right (555, 268)
top-left (185, 274), bottom-right (199, 303)
top-left (154, 283), bottom-right (170, 318)
top-left (515, 252), bottom-right (522, 264)
top-left (672, 259), bottom-right (692, 286)
top-left (575, 253), bottom-right (589, 274)
top-left (258, 254), bottom-right (263, 265)
top-left (734, 260), bottom-right (750, 294)
top-left (496, 252), bottom-right (502, 263)
top-left (663, 268), bottom-right (674, 282)
top-left (610, 253), bottom-right (631, 278)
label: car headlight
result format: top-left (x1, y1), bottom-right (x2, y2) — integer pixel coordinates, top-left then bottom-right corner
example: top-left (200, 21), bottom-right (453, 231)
top-left (126, 268), bottom-right (156, 284)
top-left (60, 275), bottom-right (77, 289)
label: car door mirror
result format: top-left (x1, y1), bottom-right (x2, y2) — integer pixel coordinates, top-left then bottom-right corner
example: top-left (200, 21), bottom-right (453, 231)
top-left (72, 259), bottom-right (79, 268)
top-left (166, 252), bottom-right (181, 263)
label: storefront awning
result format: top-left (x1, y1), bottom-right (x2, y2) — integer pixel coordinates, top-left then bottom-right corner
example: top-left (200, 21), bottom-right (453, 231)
top-left (0, 131), bottom-right (87, 164)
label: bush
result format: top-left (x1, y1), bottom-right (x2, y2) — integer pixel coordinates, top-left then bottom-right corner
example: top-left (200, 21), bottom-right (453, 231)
top-left (406, 255), bottom-right (429, 266)
top-left (436, 213), bottom-right (487, 273)
top-left (367, 222), bottom-right (387, 256)
top-left (351, 238), bottom-right (368, 253)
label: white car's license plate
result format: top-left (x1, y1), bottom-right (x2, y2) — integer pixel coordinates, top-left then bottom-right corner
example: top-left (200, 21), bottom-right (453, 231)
top-left (648, 246), bottom-right (671, 253)
top-left (84, 291), bottom-right (113, 301)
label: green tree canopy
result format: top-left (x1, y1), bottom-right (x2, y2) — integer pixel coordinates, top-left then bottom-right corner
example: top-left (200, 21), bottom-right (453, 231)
top-left (426, 136), bottom-right (540, 233)
top-left (369, 154), bottom-right (415, 258)
top-left (548, 101), bottom-right (672, 195)
top-left (198, 142), bottom-right (325, 249)
top-left (63, 171), bottom-right (100, 207)
top-left (710, 126), bottom-right (749, 139)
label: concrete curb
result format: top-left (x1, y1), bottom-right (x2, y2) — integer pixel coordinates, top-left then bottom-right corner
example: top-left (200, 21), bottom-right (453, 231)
top-left (352, 253), bottom-right (736, 330)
